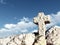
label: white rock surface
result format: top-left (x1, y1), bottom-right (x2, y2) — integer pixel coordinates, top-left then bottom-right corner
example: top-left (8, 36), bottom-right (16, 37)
top-left (0, 12), bottom-right (60, 45)
top-left (0, 33), bottom-right (35, 45)
top-left (33, 12), bottom-right (50, 45)
top-left (46, 26), bottom-right (60, 45)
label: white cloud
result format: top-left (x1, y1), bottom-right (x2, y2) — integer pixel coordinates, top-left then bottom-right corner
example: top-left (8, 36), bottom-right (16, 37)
top-left (32, 29), bottom-right (38, 32)
top-left (0, 17), bottom-right (37, 38)
top-left (4, 24), bottom-right (16, 29)
top-left (46, 11), bottom-right (60, 29)
top-left (51, 12), bottom-right (60, 24)
top-left (0, 11), bottom-right (60, 38)
top-left (20, 29), bottom-right (28, 33)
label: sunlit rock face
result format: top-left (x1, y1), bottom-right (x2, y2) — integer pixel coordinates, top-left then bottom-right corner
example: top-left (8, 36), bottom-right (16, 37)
top-left (46, 26), bottom-right (60, 45)
top-left (0, 33), bottom-right (35, 45)
top-left (33, 12), bottom-right (50, 45)
top-left (0, 12), bottom-right (60, 45)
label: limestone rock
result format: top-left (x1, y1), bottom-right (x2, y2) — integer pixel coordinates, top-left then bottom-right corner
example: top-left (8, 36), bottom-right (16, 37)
top-left (0, 12), bottom-right (60, 45)
top-left (0, 33), bottom-right (35, 45)
top-left (33, 12), bottom-right (50, 45)
top-left (46, 26), bottom-right (60, 45)
top-left (34, 36), bottom-right (46, 45)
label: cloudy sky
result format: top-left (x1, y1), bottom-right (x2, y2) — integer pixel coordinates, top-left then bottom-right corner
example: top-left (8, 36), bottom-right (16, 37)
top-left (0, 0), bottom-right (60, 38)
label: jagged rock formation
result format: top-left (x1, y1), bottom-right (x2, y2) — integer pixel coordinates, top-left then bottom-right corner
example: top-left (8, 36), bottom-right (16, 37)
top-left (0, 12), bottom-right (60, 45)
top-left (0, 33), bottom-right (35, 45)
top-left (46, 26), bottom-right (60, 45)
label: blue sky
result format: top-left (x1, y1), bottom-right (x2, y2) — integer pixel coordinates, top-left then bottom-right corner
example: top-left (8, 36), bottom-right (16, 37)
top-left (0, 0), bottom-right (60, 26)
top-left (0, 0), bottom-right (60, 38)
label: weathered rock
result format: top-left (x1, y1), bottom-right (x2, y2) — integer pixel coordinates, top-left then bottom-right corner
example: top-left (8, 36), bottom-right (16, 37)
top-left (33, 12), bottom-right (50, 45)
top-left (0, 33), bottom-right (35, 45)
top-left (46, 26), bottom-right (60, 45)
top-left (0, 12), bottom-right (60, 45)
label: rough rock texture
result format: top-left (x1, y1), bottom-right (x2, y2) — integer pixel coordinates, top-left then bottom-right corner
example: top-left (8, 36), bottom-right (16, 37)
top-left (33, 12), bottom-right (50, 45)
top-left (46, 26), bottom-right (60, 45)
top-left (0, 12), bottom-right (60, 45)
top-left (0, 33), bottom-right (35, 45)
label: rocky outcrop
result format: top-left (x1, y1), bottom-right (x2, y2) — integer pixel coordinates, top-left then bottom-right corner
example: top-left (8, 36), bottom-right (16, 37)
top-left (0, 12), bottom-right (60, 45)
top-left (46, 26), bottom-right (60, 45)
top-left (0, 33), bottom-right (35, 45)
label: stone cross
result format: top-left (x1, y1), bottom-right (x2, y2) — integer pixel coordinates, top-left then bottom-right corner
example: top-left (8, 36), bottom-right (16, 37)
top-left (33, 12), bottom-right (50, 36)
top-left (33, 12), bottom-right (50, 45)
